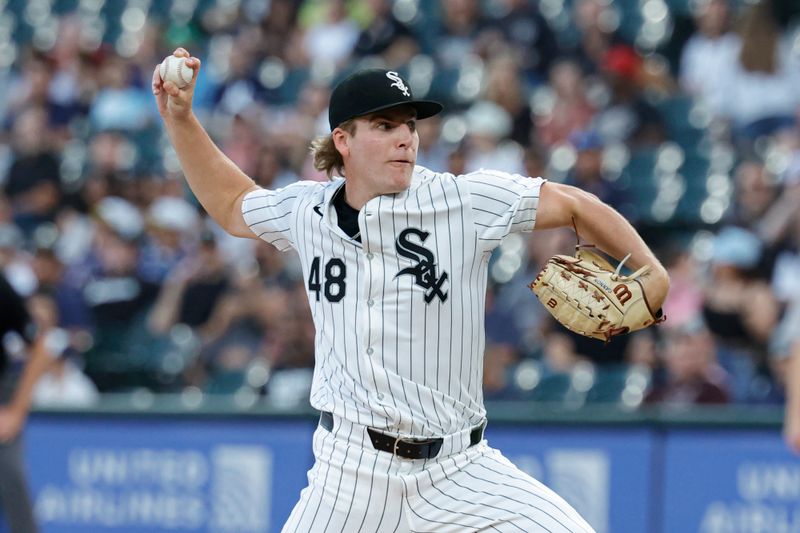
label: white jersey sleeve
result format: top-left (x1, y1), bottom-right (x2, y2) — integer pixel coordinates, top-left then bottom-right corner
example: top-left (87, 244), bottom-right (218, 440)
top-left (241, 182), bottom-right (314, 251)
top-left (461, 169), bottom-right (545, 252)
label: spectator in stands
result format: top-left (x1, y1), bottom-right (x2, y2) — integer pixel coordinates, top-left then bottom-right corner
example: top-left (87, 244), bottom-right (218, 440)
top-left (541, 331), bottom-right (585, 375)
top-left (251, 234), bottom-right (299, 290)
top-left (433, 0), bottom-right (489, 68)
top-left (715, 0), bottom-right (800, 141)
top-left (482, 54), bottom-right (535, 147)
top-left (645, 319), bottom-right (730, 406)
top-left (446, 144), bottom-right (468, 176)
top-left (565, 130), bottom-right (629, 215)
top-left (259, 0), bottom-right (301, 59)
top-left (768, 197), bottom-right (800, 301)
top-left (625, 329), bottom-right (660, 371)
top-left (147, 228), bottom-right (231, 338)
top-left (27, 291), bottom-right (98, 408)
top-left (2, 49), bottom-right (72, 132)
top-left (300, 0), bottom-right (360, 68)
top-left (523, 144), bottom-right (548, 180)
top-left (755, 168), bottom-right (800, 299)
top-left (0, 223), bottom-right (37, 297)
top-left (727, 159), bottom-right (779, 230)
top-left (569, 0), bottom-right (623, 75)
top-left (701, 226), bottom-right (780, 402)
top-left (659, 242), bottom-right (704, 329)
top-left (197, 282), bottom-right (290, 389)
top-left (3, 106), bottom-right (62, 237)
top-left (767, 182), bottom-right (800, 382)
top-left (536, 58), bottom-right (595, 147)
top-left (221, 113), bottom-right (263, 178)
top-left (186, 239), bottom-right (305, 391)
top-left (89, 52), bottom-right (155, 133)
top-left (463, 100), bottom-right (525, 174)
top-left (354, 0), bottom-right (417, 68)
top-left (275, 81), bottom-right (333, 174)
top-left (593, 44), bottom-right (667, 147)
top-left (147, 228), bottom-right (233, 388)
top-left (484, 0), bottom-right (558, 83)
top-left (483, 341), bottom-right (520, 401)
top-left (260, 283), bottom-right (315, 405)
top-left (485, 281), bottom-right (522, 350)
top-left (679, 0), bottom-right (738, 115)
top-left (72, 197), bottom-right (160, 390)
top-left (261, 282), bottom-right (316, 404)
top-left (415, 114), bottom-right (449, 171)
top-left (252, 143), bottom-right (301, 190)
top-left (211, 30), bottom-right (270, 117)
top-left (138, 196), bottom-right (200, 284)
top-left (30, 242), bottom-right (90, 332)
top-left (32, 351), bottom-right (99, 408)
top-left (82, 130), bottom-right (139, 200)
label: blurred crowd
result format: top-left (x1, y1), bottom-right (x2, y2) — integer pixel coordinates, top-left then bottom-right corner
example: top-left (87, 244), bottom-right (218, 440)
top-left (1, 0), bottom-right (800, 411)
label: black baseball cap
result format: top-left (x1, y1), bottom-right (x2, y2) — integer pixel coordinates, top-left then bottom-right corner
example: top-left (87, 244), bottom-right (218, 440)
top-left (328, 69), bottom-right (443, 130)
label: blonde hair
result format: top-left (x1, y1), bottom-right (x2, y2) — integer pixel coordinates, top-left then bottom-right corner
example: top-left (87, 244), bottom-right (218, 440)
top-left (311, 119), bottom-right (356, 178)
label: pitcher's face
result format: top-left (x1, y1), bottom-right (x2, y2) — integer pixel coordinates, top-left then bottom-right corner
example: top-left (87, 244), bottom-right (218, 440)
top-left (338, 106), bottom-right (419, 194)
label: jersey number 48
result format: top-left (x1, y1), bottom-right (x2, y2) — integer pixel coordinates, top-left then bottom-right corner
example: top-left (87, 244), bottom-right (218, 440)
top-left (308, 256), bottom-right (346, 303)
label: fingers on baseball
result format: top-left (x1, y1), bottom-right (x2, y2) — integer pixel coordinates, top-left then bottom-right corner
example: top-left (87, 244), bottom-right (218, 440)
top-left (188, 56), bottom-right (200, 71)
top-left (171, 48), bottom-right (201, 74)
top-left (163, 81), bottom-right (182, 97)
top-left (152, 65), bottom-right (162, 94)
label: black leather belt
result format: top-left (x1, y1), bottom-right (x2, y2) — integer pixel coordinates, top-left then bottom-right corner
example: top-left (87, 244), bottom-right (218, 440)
top-left (319, 411), bottom-right (485, 460)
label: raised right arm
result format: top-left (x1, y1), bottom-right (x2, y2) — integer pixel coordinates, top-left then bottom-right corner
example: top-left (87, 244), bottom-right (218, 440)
top-left (152, 48), bottom-right (259, 239)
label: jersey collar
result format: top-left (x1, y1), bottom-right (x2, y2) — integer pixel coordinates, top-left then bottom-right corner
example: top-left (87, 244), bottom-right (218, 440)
top-left (319, 178), bottom-right (361, 245)
top-left (320, 167), bottom-right (426, 222)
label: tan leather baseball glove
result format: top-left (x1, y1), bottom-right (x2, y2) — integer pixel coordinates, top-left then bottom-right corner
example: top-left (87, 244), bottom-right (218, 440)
top-left (529, 245), bottom-right (665, 342)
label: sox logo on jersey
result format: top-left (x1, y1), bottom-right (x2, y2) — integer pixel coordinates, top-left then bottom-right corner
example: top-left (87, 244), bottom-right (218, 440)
top-left (394, 228), bottom-right (448, 303)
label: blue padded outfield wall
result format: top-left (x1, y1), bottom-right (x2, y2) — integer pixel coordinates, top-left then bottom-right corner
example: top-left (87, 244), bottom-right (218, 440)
top-left (6, 412), bottom-right (798, 533)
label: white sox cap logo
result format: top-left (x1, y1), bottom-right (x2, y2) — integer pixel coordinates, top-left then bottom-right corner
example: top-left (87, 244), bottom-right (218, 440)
top-left (327, 68), bottom-right (441, 129)
top-left (386, 71), bottom-right (410, 97)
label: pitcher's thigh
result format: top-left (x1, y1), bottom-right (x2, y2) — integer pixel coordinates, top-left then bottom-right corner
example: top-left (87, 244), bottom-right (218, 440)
top-left (282, 427), bottom-right (407, 533)
top-left (405, 445), bottom-right (596, 533)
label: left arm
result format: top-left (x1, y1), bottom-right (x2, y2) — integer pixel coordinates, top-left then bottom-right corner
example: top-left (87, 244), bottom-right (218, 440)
top-left (535, 182), bottom-right (670, 311)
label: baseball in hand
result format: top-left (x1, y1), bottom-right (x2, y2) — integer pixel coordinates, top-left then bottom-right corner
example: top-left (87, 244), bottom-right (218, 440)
top-left (159, 55), bottom-right (194, 89)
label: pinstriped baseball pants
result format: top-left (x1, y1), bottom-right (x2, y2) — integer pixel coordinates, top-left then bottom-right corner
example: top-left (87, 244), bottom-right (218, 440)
top-left (282, 416), bottom-right (596, 533)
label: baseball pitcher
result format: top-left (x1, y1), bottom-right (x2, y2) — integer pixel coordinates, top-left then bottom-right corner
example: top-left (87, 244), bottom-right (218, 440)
top-left (153, 49), bottom-right (669, 533)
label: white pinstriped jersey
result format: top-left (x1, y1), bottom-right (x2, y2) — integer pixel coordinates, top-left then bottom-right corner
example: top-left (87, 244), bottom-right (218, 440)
top-left (242, 166), bottom-right (544, 438)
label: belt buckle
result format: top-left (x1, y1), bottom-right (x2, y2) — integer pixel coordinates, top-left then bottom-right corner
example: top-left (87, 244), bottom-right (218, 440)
top-left (392, 436), bottom-right (403, 456)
